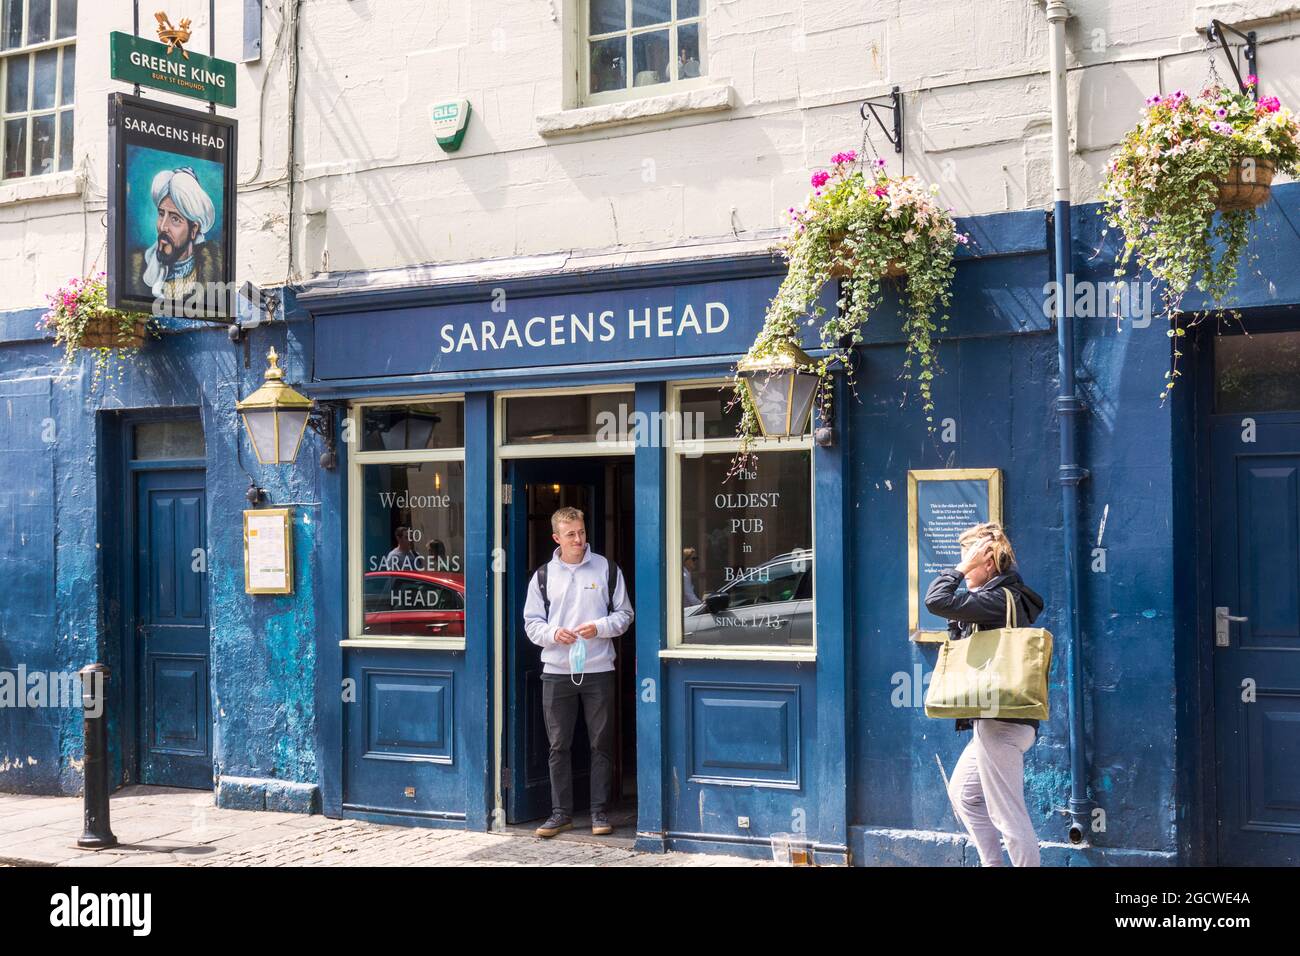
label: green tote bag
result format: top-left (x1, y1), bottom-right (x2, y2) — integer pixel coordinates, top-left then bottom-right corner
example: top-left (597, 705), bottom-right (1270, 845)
top-left (924, 587), bottom-right (1053, 721)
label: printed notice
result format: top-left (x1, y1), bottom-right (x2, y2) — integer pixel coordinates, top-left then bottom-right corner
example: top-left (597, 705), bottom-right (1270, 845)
top-left (907, 470), bottom-right (1001, 641)
top-left (245, 509), bottom-right (293, 594)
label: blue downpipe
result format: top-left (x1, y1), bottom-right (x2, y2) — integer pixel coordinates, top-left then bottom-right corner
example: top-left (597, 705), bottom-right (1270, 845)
top-left (1053, 198), bottom-right (1091, 844)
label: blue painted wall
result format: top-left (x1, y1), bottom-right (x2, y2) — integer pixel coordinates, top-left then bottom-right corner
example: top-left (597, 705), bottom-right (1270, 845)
top-left (0, 310), bottom-right (321, 802)
top-left (848, 202), bottom-right (1188, 864)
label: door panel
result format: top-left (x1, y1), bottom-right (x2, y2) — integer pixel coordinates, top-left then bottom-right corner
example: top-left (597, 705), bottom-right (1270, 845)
top-left (136, 469), bottom-right (212, 789)
top-left (1211, 417), bottom-right (1300, 864)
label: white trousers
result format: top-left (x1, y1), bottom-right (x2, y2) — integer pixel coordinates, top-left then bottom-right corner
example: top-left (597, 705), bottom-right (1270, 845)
top-left (948, 719), bottom-right (1041, 867)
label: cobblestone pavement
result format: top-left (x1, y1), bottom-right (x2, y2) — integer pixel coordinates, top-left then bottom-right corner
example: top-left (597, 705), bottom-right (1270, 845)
top-left (190, 818), bottom-right (752, 866)
top-left (0, 787), bottom-right (766, 867)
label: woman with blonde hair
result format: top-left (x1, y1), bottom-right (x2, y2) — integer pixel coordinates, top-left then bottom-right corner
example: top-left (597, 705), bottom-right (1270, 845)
top-left (924, 522), bottom-right (1045, 867)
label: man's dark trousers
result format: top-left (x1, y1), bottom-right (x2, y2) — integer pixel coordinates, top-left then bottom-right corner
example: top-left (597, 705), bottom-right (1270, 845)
top-left (541, 671), bottom-right (616, 816)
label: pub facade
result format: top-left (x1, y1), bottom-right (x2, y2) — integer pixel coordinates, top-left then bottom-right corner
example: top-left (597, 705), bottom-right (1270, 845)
top-left (1, 0), bottom-right (1299, 866)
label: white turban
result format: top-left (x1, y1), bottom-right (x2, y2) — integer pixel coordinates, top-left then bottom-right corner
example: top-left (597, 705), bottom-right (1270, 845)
top-left (151, 166), bottom-right (216, 241)
top-left (143, 167), bottom-right (216, 293)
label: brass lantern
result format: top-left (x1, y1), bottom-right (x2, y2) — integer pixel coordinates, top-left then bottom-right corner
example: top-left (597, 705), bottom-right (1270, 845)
top-left (737, 340), bottom-right (819, 438)
top-left (236, 347), bottom-right (314, 465)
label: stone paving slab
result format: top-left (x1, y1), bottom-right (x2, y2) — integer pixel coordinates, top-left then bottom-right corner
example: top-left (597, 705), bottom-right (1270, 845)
top-left (0, 787), bottom-right (768, 867)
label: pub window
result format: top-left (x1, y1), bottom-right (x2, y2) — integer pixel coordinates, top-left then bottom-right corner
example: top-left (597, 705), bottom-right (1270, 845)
top-left (668, 382), bottom-right (815, 649)
top-left (1215, 330), bottom-right (1300, 413)
top-left (133, 419), bottom-right (205, 460)
top-left (1, 0), bottom-right (75, 180)
top-left (349, 398), bottom-right (467, 642)
top-left (583, 0), bottom-right (705, 104)
top-left (502, 388), bottom-right (635, 446)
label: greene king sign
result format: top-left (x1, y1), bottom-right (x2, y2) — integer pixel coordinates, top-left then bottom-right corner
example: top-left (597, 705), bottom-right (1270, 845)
top-left (109, 31), bottom-right (236, 108)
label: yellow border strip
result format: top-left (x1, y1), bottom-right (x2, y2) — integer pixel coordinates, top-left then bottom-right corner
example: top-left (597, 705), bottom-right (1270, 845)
top-left (907, 468), bottom-right (1002, 643)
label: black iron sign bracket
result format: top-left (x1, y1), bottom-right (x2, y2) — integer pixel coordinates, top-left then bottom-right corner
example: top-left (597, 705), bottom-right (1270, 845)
top-left (1208, 19), bottom-right (1259, 100)
top-left (860, 86), bottom-right (903, 155)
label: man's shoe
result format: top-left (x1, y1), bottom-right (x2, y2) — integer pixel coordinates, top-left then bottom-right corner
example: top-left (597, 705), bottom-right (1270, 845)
top-left (591, 811), bottom-right (614, 835)
top-left (535, 812), bottom-right (573, 838)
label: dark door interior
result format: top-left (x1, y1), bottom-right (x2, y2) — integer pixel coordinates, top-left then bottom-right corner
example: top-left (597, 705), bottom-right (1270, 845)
top-left (505, 456), bottom-right (635, 824)
top-left (135, 467), bottom-right (212, 789)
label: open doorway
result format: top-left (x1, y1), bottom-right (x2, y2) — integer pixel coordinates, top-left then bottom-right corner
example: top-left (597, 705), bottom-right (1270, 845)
top-left (503, 455), bottom-right (637, 834)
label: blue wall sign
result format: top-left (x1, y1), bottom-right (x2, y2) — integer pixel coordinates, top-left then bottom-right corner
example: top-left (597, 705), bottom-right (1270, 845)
top-left (908, 469), bottom-right (1002, 640)
top-left (313, 274), bottom-right (831, 380)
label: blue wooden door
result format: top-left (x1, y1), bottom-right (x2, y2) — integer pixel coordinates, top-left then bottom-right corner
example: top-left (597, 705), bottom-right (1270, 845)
top-left (136, 469), bottom-right (212, 789)
top-left (1211, 415), bottom-right (1300, 865)
top-left (505, 459), bottom-right (606, 823)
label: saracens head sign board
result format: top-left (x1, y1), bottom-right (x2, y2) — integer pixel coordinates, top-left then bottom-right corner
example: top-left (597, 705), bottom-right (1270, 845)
top-left (107, 93), bottom-right (237, 319)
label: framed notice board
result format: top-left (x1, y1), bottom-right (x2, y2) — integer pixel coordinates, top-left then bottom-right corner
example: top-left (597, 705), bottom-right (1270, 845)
top-left (907, 468), bottom-right (1002, 643)
top-left (244, 508), bottom-right (293, 595)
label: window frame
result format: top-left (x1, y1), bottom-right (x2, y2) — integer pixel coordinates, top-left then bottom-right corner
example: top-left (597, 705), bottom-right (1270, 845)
top-left (579, 0), bottom-right (708, 107)
top-left (345, 394), bottom-right (468, 650)
top-left (662, 379), bottom-right (817, 661)
top-left (497, 383), bottom-right (638, 459)
top-left (1, 0), bottom-right (76, 182)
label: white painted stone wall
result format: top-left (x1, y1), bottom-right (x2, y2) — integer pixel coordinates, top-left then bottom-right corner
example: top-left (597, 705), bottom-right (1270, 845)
top-left (2, 0), bottom-right (1300, 310)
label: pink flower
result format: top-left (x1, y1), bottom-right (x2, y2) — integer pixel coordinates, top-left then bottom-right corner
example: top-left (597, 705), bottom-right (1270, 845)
top-left (830, 150), bottom-right (857, 165)
top-left (1246, 74), bottom-right (1258, 87)
top-left (875, 158), bottom-right (887, 168)
top-left (1259, 96), bottom-right (1281, 113)
top-left (811, 170), bottom-right (830, 188)
top-left (873, 185), bottom-right (888, 197)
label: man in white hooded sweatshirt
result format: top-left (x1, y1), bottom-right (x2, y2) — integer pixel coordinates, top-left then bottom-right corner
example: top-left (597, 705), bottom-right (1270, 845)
top-left (523, 506), bottom-right (633, 838)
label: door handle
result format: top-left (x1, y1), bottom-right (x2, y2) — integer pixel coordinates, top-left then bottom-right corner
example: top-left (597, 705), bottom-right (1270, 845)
top-left (1215, 606), bottom-right (1248, 647)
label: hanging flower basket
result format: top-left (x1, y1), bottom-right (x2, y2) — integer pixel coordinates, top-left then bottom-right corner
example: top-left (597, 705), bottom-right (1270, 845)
top-left (728, 151), bottom-right (966, 471)
top-left (1101, 79), bottom-right (1300, 400)
top-left (1214, 155), bottom-right (1276, 211)
top-left (38, 273), bottom-right (154, 389)
top-left (77, 312), bottom-right (150, 349)
top-left (827, 242), bottom-right (906, 280)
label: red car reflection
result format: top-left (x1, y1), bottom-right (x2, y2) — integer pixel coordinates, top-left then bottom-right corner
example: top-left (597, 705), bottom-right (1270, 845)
top-left (363, 571), bottom-right (466, 637)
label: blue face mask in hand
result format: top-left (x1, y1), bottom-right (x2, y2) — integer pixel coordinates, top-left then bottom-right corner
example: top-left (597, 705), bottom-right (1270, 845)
top-left (568, 636), bottom-right (587, 686)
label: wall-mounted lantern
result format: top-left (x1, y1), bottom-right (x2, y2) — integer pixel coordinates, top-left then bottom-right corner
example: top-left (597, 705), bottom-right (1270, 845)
top-left (237, 347), bottom-right (337, 470)
top-left (736, 340), bottom-right (819, 438)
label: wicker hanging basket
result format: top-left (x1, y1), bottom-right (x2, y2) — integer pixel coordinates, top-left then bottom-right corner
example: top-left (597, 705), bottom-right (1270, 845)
top-left (832, 257), bottom-right (904, 280)
top-left (1215, 156), bottom-right (1276, 212)
top-left (826, 232), bottom-right (906, 280)
top-left (78, 313), bottom-right (148, 350)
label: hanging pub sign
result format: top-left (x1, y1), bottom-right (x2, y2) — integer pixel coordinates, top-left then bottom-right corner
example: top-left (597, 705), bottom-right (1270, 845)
top-left (108, 15), bottom-right (237, 108)
top-left (907, 468), bottom-right (1003, 643)
top-left (106, 93), bottom-right (237, 318)
top-left (109, 31), bottom-right (237, 107)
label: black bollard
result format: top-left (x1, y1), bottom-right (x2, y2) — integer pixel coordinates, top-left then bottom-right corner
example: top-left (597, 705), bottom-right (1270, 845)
top-left (77, 663), bottom-right (117, 849)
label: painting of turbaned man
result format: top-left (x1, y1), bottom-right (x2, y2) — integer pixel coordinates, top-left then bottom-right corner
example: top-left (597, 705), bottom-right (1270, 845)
top-left (123, 146), bottom-right (226, 306)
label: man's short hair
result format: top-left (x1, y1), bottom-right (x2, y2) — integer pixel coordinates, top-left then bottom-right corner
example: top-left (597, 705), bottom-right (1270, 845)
top-left (683, 547), bottom-right (698, 560)
top-left (551, 507), bottom-right (585, 533)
